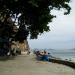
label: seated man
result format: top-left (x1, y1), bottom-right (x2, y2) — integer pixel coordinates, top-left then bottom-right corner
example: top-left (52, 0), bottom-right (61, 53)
top-left (41, 50), bottom-right (49, 61)
top-left (37, 50), bottom-right (49, 61)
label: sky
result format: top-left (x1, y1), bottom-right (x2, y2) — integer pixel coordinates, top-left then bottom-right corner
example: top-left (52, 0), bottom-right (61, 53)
top-left (28, 0), bottom-right (75, 49)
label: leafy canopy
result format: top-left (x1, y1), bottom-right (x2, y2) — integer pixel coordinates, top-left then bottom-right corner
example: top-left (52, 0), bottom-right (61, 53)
top-left (0, 0), bottom-right (71, 40)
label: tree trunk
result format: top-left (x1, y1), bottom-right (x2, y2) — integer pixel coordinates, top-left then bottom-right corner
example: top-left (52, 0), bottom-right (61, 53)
top-left (0, 37), bottom-right (10, 56)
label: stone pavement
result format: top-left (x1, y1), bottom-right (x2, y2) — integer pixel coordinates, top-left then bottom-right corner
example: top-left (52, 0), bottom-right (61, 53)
top-left (0, 55), bottom-right (75, 75)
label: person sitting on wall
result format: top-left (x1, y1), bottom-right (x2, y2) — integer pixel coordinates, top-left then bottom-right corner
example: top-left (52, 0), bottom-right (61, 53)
top-left (35, 51), bottom-right (42, 60)
top-left (35, 50), bottom-right (48, 61)
top-left (35, 50), bottom-right (52, 61)
top-left (41, 50), bottom-right (49, 61)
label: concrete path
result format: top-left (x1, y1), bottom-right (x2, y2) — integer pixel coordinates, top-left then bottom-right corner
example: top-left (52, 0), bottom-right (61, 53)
top-left (0, 55), bottom-right (75, 75)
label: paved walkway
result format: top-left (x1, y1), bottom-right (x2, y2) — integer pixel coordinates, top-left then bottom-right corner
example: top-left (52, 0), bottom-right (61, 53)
top-left (0, 55), bottom-right (75, 75)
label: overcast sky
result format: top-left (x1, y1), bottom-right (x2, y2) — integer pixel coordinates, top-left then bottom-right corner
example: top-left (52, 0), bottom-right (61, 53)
top-left (28, 0), bottom-right (75, 49)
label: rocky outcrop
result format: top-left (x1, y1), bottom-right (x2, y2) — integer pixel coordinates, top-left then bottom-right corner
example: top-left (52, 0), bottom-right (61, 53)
top-left (11, 40), bottom-right (30, 55)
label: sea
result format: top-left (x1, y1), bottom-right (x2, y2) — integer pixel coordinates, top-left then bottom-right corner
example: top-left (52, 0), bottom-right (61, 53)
top-left (32, 49), bottom-right (75, 62)
top-left (47, 49), bottom-right (75, 62)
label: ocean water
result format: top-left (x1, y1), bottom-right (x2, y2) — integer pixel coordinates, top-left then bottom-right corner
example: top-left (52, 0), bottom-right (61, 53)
top-left (47, 49), bottom-right (75, 62)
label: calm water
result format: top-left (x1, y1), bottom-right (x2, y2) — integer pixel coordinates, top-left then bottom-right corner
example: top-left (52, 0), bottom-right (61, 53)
top-left (47, 49), bottom-right (75, 62)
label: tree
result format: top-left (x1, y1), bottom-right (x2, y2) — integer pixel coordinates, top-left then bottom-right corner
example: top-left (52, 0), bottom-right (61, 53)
top-left (0, 0), bottom-right (71, 55)
top-left (0, 0), bottom-right (71, 39)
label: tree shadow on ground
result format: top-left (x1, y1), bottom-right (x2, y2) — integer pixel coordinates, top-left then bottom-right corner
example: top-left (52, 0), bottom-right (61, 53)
top-left (0, 56), bottom-right (16, 61)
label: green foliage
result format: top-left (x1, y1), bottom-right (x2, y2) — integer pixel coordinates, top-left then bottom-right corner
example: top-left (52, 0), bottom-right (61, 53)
top-left (0, 0), bottom-right (71, 40)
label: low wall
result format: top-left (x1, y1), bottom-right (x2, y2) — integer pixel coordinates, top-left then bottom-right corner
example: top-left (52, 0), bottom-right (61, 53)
top-left (49, 58), bottom-right (75, 69)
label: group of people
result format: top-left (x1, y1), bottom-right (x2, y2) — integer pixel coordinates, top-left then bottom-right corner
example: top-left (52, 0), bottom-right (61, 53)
top-left (34, 50), bottom-right (52, 61)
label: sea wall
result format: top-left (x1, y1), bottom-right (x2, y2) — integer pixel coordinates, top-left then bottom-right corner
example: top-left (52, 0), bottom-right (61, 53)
top-left (49, 58), bottom-right (75, 69)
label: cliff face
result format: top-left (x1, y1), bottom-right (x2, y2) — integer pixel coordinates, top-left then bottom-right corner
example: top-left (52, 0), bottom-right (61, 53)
top-left (18, 40), bottom-right (30, 52)
top-left (11, 40), bottom-right (30, 53)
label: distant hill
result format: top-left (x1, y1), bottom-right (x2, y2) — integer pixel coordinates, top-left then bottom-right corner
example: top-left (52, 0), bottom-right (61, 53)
top-left (72, 48), bottom-right (75, 50)
top-left (32, 48), bottom-right (54, 51)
